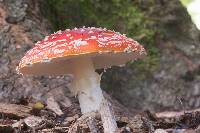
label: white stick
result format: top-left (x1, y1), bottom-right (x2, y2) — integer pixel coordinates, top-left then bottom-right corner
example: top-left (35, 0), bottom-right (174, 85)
top-left (100, 98), bottom-right (118, 133)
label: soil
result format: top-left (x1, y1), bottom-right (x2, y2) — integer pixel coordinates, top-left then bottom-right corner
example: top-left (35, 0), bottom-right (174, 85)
top-left (1, 102), bottom-right (200, 133)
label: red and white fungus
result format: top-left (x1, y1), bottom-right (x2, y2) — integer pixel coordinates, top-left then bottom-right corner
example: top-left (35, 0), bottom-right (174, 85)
top-left (17, 27), bottom-right (146, 75)
top-left (17, 27), bottom-right (146, 132)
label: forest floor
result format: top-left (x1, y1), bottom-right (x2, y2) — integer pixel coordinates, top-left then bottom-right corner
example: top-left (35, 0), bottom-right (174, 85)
top-left (0, 101), bottom-right (200, 133)
top-left (0, 1), bottom-right (200, 133)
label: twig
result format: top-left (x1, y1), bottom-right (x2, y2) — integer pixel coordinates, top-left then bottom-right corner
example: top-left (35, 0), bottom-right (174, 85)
top-left (99, 98), bottom-right (118, 133)
top-left (156, 108), bottom-right (200, 118)
top-left (0, 103), bottom-right (31, 119)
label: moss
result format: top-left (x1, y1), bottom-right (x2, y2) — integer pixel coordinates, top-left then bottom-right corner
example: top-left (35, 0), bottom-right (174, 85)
top-left (180, 0), bottom-right (193, 6)
top-left (41, 0), bottom-right (160, 87)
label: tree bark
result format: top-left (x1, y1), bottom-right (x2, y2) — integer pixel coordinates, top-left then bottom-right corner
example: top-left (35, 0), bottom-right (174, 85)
top-left (0, 103), bottom-right (31, 119)
top-left (0, 0), bottom-right (76, 112)
top-left (103, 0), bottom-right (200, 112)
top-left (0, 0), bottom-right (52, 103)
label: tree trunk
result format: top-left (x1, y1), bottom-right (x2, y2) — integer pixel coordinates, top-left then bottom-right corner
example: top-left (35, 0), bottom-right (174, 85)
top-left (0, 0), bottom-right (74, 105)
top-left (103, 0), bottom-right (200, 112)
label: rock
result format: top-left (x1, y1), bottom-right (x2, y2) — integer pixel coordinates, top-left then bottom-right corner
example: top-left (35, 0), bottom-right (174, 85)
top-left (48, 87), bottom-right (72, 108)
top-left (64, 114), bottom-right (79, 124)
top-left (12, 120), bottom-right (23, 128)
top-left (46, 96), bottom-right (64, 116)
top-left (12, 116), bottom-right (43, 128)
top-left (154, 129), bottom-right (167, 133)
top-left (24, 116), bottom-right (43, 127)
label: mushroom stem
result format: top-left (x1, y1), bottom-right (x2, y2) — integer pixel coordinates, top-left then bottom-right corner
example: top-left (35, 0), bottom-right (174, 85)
top-left (70, 57), bottom-right (103, 113)
top-left (69, 57), bottom-right (118, 132)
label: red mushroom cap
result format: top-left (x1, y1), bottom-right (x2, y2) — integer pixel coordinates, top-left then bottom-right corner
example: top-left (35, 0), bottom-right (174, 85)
top-left (17, 27), bottom-right (146, 75)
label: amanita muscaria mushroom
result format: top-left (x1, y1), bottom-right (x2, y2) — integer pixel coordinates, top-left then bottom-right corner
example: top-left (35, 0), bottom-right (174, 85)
top-left (17, 27), bottom-right (146, 132)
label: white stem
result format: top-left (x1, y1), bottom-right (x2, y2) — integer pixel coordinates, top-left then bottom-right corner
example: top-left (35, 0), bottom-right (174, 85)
top-left (69, 57), bottom-right (118, 132)
top-left (69, 57), bottom-right (103, 113)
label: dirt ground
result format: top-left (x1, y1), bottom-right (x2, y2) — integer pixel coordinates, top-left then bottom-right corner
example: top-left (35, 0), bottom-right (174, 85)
top-left (1, 100), bottom-right (200, 133)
